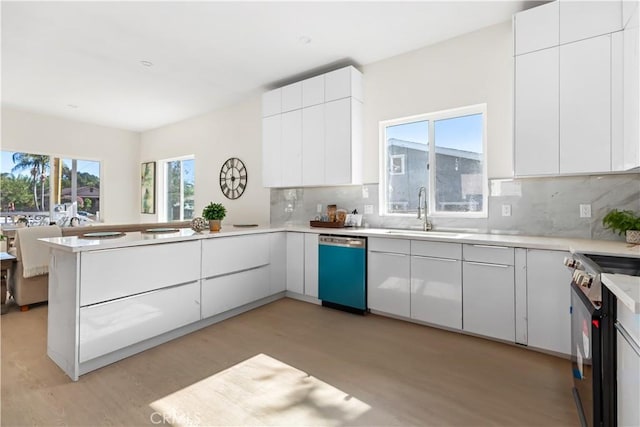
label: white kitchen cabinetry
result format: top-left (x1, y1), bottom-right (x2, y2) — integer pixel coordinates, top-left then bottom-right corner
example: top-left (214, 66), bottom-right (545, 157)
top-left (622, 5), bottom-right (640, 171)
top-left (269, 232), bottom-right (286, 294)
top-left (281, 110), bottom-right (302, 187)
top-left (368, 238), bottom-right (410, 318)
top-left (514, 1), bottom-right (559, 55)
top-left (79, 281), bottom-right (200, 363)
top-left (526, 249), bottom-right (572, 355)
top-left (560, 34), bottom-right (613, 174)
top-left (201, 234), bottom-right (270, 278)
top-left (286, 232), bottom-right (304, 294)
top-left (262, 88), bottom-right (281, 118)
top-left (262, 65), bottom-right (363, 187)
top-left (463, 245), bottom-right (515, 342)
top-left (514, 47), bottom-right (559, 176)
top-left (559, 0), bottom-right (622, 44)
top-left (304, 233), bottom-right (319, 298)
top-left (262, 114), bottom-right (282, 187)
top-left (410, 240), bottom-right (462, 329)
top-left (616, 299), bottom-right (640, 427)
top-left (202, 267), bottom-right (269, 318)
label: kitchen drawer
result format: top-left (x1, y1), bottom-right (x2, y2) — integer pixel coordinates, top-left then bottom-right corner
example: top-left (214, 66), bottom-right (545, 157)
top-left (202, 234), bottom-right (270, 278)
top-left (411, 240), bottom-right (461, 259)
top-left (201, 266), bottom-right (269, 318)
top-left (79, 281), bottom-right (200, 363)
top-left (618, 302), bottom-right (640, 346)
top-left (369, 237), bottom-right (410, 255)
top-left (463, 244), bottom-right (514, 265)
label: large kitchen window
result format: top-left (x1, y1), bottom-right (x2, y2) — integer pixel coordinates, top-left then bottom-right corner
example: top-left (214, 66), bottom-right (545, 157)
top-left (379, 104), bottom-right (487, 218)
top-left (163, 157), bottom-right (195, 222)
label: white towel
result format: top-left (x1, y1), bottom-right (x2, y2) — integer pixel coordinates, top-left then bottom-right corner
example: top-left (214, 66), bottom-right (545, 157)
top-left (15, 225), bottom-right (62, 278)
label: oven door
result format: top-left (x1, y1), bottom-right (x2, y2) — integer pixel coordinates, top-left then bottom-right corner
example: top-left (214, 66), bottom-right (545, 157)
top-left (571, 282), bottom-right (602, 427)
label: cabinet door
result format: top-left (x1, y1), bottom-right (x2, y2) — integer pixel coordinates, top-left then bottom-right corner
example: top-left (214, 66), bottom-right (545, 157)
top-left (286, 232), bottom-right (304, 294)
top-left (325, 98), bottom-right (352, 185)
top-left (463, 261), bottom-right (515, 342)
top-left (302, 75), bottom-right (324, 107)
top-left (304, 233), bottom-right (318, 297)
top-left (201, 234), bottom-right (270, 279)
top-left (617, 325), bottom-right (640, 427)
top-left (281, 110), bottom-right (302, 187)
top-left (411, 255), bottom-right (462, 330)
top-left (560, 34), bottom-right (612, 174)
top-left (269, 232), bottom-right (286, 294)
top-left (201, 266), bottom-right (269, 318)
top-left (262, 88), bottom-right (281, 117)
top-left (560, 0), bottom-right (622, 44)
top-left (514, 47), bottom-right (559, 176)
top-left (526, 249), bottom-right (572, 355)
top-left (262, 114), bottom-right (281, 187)
top-left (281, 82), bottom-right (302, 112)
top-left (514, 1), bottom-right (559, 55)
top-left (622, 12), bottom-right (640, 171)
top-left (302, 104), bottom-right (325, 186)
top-left (368, 251), bottom-right (410, 317)
top-left (79, 281), bottom-right (200, 363)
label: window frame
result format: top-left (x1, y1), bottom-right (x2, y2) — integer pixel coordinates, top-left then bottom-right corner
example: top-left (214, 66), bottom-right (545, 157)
top-left (160, 155), bottom-right (195, 222)
top-left (378, 104), bottom-right (488, 219)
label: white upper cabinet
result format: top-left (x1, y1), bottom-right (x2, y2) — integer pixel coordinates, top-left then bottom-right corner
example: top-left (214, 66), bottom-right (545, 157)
top-left (560, 34), bottom-right (612, 174)
top-left (514, 47), bottom-right (560, 175)
top-left (621, 5), bottom-right (640, 171)
top-left (325, 66), bottom-right (363, 102)
top-left (262, 65), bottom-right (363, 187)
top-left (262, 88), bottom-right (281, 118)
top-left (514, 1), bottom-right (559, 55)
top-left (281, 82), bottom-right (302, 113)
top-left (302, 75), bottom-right (325, 108)
top-left (560, 0), bottom-right (622, 44)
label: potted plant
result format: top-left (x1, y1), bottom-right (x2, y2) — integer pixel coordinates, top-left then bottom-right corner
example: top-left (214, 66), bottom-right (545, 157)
top-left (602, 209), bottom-right (640, 244)
top-left (202, 202), bottom-right (226, 232)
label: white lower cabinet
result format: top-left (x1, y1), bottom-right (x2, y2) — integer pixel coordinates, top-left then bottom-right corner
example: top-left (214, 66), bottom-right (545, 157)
top-left (304, 233), bottom-right (319, 297)
top-left (526, 249), bottom-right (571, 355)
top-left (617, 315), bottom-right (640, 427)
top-left (201, 266), bottom-right (269, 318)
top-left (368, 250), bottom-right (410, 318)
top-left (269, 232), bottom-right (286, 294)
top-left (79, 281), bottom-right (201, 363)
top-left (286, 232), bottom-right (304, 294)
top-left (463, 261), bottom-right (515, 342)
top-left (410, 255), bottom-right (462, 330)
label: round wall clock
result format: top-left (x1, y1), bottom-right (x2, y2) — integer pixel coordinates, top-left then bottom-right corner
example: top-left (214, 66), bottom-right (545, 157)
top-left (219, 157), bottom-right (247, 199)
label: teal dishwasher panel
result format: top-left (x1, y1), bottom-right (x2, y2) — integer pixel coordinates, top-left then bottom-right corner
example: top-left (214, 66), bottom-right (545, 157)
top-left (318, 238), bottom-right (366, 311)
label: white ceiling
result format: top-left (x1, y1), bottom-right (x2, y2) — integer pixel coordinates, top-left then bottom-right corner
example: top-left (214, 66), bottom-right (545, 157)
top-left (1, 1), bottom-right (534, 132)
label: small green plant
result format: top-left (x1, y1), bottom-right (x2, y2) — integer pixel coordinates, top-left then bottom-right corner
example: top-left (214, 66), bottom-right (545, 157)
top-left (202, 202), bottom-right (226, 221)
top-left (602, 209), bottom-right (640, 236)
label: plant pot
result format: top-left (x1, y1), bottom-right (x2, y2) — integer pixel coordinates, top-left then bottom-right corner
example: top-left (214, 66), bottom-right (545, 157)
top-left (626, 230), bottom-right (640, 244)
top-left (209, 219), bottom-right (221, 232)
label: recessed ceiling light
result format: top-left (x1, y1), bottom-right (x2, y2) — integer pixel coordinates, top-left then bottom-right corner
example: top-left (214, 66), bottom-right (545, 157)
top-left (140, 60), bottom-right (153, 67)
top-left (67, 104), bottom-right (78, 109)
top-left (298, 35), bottom-right (312, 45)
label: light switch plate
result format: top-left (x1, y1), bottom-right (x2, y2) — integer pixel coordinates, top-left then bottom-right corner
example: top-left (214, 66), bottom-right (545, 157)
top-left (364, 204), bottom-right (374, 214)
top-left (501, 204), bottom-right (512, 217)
top-left (316, 204), bottom-right (322, 213)
top-left (362, 186), bottom-right (369, 199)
top-left (580, 204), bottom-right (591, 218)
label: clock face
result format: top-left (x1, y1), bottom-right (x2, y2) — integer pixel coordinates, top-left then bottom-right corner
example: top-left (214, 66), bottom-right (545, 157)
top-left (219, 157), bottom-right (247, 199)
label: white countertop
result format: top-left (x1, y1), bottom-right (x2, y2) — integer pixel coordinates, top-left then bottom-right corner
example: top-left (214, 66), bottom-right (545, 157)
top-left (602, 273), bottom-right (640, 313)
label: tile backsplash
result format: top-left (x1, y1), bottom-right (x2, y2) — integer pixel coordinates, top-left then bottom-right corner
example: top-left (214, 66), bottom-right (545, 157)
top-left (270, 173), bottom-right (640, 240)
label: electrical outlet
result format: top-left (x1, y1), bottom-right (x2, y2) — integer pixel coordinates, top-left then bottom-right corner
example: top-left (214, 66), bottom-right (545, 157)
top-left (364, 204), bottom-right (374, 215)
top-left (316, 204), bottom-right (322, 213)
top-left (362, 186), bottom-right (369, 199)
top-left (501, 204), bottom-right (511, 217)
top-left (580, 204), bottom-right (591, 218)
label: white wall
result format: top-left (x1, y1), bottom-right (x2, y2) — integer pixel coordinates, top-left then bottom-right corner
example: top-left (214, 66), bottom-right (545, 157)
top-left (362, 21), bottom-right (513, 181)
top-left (1, 107), bottom-right (140, 224)
top-left (140, 96), bottom-right (270, 226)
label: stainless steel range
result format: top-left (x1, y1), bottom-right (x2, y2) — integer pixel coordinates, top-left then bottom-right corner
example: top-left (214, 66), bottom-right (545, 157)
top-left (565, 253), bottom-right (640, 427)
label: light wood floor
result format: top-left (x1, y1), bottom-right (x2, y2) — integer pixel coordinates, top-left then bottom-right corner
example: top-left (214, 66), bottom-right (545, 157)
top-left (1, 298), bottom-right (578, 426)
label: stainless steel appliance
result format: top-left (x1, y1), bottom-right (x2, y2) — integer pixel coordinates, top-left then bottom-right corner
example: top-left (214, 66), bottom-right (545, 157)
top-left (318, 235), bottom-right (367, 314)
top-left (565, 253), bottom-right (640, 427)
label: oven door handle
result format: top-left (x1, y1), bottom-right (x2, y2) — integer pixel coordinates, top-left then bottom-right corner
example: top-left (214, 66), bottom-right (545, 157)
top-left (615, 322), bottom-right (640, 357)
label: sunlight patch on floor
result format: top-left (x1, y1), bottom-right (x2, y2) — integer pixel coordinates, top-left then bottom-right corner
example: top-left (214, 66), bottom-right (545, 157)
top-left (149, 353), bottom-right (371, 426)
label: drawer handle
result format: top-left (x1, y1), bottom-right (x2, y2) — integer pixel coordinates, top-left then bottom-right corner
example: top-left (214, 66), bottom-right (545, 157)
top-left (465, 261), bottom-right (510, 268)
top-left (369, 250), bottom-right (407, 257)
top-left (412, 255), bottom-right (458, 262)
top-left (616, 322), bottom-right (640, 357)
top-left (471, 244), bottom-right (509, 250)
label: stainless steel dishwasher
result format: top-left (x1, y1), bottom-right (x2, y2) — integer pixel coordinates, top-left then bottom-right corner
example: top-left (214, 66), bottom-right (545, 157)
top-left (318, 235), bottom-right (367, 314)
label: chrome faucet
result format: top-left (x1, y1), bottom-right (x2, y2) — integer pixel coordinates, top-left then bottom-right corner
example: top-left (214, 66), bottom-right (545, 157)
top-left (417, 187), bottom-right (432, 231)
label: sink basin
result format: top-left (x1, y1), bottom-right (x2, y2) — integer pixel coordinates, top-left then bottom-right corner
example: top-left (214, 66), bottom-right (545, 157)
top-left (383, 230), bottom-right (464, 238)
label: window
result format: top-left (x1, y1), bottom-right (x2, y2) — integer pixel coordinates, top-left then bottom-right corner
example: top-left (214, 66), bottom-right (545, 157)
top-left (1, 151), bottom-right (100, 225)
top-left (379, 104), bottom-right (487, 218)
top-left (163, 157), bottom-right (195, 222)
